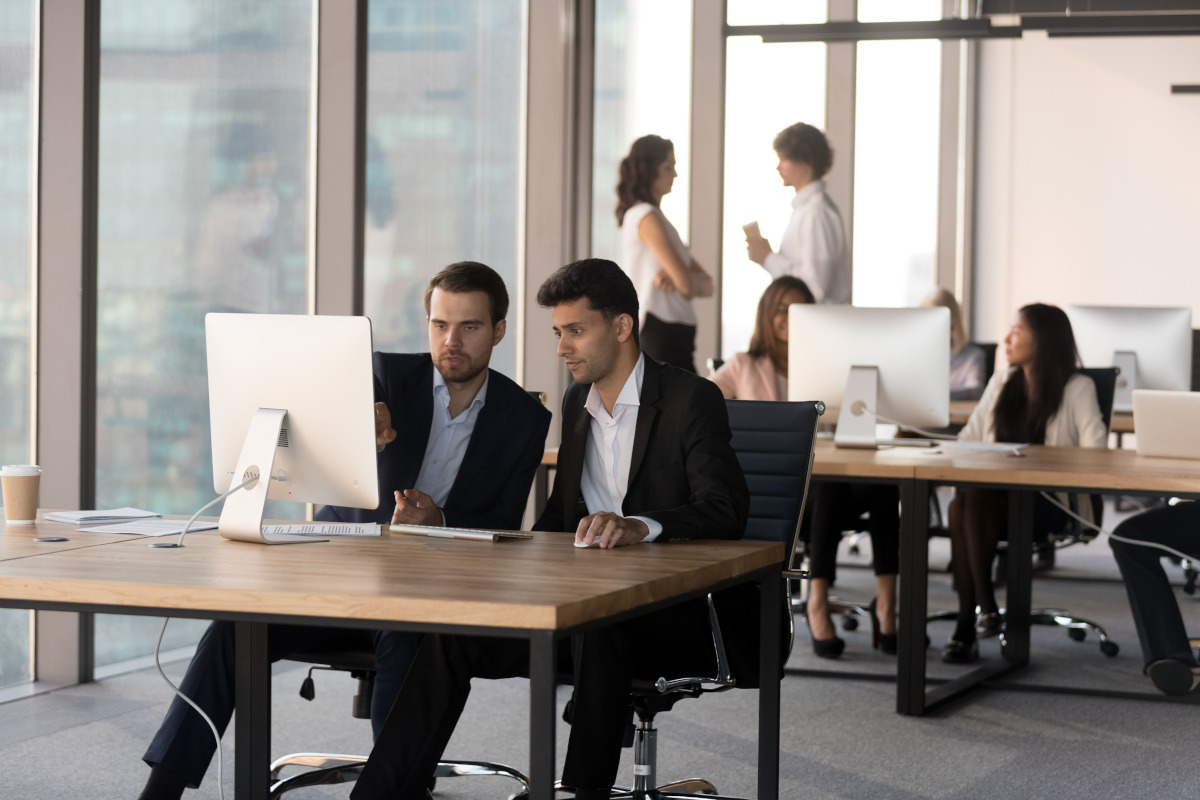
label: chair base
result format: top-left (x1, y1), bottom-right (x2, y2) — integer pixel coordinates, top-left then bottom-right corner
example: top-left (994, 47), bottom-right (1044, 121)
top-left (925, 607), bottom-right (1119, 657)
top-left (268, 753), bottom-right (529, 798)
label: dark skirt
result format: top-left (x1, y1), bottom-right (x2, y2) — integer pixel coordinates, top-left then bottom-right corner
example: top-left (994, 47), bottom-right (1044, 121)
top-left (640, 312), bottom-right (696, 373)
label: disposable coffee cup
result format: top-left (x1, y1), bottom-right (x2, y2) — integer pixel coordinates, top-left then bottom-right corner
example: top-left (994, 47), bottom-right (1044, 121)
top-left (742, 221), bottom-right (761, 240)
top-left (1, 465), bottom-right (42, 526)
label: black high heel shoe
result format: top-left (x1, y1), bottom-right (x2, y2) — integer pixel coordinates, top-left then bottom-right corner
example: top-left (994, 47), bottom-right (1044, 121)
top-left (811, 634), bottom-right (846, 659)
top-left (869, 598), bottom-right (898, 655)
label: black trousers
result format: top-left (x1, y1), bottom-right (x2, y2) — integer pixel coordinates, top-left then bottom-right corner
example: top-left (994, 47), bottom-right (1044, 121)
top-left (1110, 501), bottom-right (1200, 669)
top-left (143, 621), bottom-right (420, 788)
top-left (349, 599), bottom-right (719, 800)
top-left (640, 312), bottom-right (696, 374)
top-left (807, 482), bottom-right (900, 581)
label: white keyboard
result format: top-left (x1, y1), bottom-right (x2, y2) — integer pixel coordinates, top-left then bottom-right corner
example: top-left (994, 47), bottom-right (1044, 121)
top-left (389, 523), bottom-right (533, 542)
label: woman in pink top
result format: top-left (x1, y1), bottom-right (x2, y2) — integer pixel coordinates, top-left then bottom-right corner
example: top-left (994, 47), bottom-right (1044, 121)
top-left (710, 276), bottom-right (813, 401)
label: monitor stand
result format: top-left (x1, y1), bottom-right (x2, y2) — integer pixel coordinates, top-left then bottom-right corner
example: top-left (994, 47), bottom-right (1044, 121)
top-left (220, 408), bottom-right (327, 544)
top-left (1112, 350), bottom-right (1136, 414)
top-left (834, 366), bottom-right (880, 449)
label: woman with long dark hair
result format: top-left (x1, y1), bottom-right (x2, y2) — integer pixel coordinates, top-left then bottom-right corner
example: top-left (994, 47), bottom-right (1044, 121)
top-left (942, 303), bottom-right (1108, 663)
top-left (709, 276), bottom-right (813, 400)
top-left (617, 135), bottom-right (713, 372)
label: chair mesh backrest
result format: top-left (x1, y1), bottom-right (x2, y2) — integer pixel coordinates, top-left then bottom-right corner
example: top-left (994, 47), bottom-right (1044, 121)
top-left (725, 400), bottom-right (822, 572)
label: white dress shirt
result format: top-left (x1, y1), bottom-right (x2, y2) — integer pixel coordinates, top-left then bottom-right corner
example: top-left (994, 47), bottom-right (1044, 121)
top-left (413, 369), bottom-right (488, 513)
top-left (761, 179), bottom-right (850, 305)
top-left (579, 354), bottom-right (663, 542)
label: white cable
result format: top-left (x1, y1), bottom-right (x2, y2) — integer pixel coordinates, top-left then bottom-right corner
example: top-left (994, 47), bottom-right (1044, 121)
top-left (154, 617), bottom-right (225, 800)
top-left (148, 476), bottom-right (262, 798)
top-left (856, 403), bottom-right (958, 441)
top-left (158, 474), bottom-right (259, 548)
top-left (1038, 490), bottom-right (1200, 564)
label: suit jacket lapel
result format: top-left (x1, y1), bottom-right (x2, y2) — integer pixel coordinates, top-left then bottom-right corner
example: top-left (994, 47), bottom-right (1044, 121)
top-left (626, 356), bottom-right (661, 500)
top-left (397, 363), bottom-right (436, 490)
top-left (559, 385), bottom-right (591, 527)
top-left (446, 374), bottom-right (508, 507)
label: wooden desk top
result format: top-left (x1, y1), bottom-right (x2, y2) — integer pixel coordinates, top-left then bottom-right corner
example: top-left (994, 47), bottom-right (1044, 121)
top-left (1, 516), bottom-right (142, 561)
top-left (0, 528), bottom-right (783, 632)
top-left (811, 438), bottom-right (928, 480)
top-left (913, 444), bottom-right (1200, 495)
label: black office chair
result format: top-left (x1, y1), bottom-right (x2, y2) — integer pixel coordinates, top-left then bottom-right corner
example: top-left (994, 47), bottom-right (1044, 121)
top-left (268, 390), bottom-right (551, 798)
top-left (930, 367), bottom-right (1121, 657)
top-left (602, 399), bottom-right (822, 800)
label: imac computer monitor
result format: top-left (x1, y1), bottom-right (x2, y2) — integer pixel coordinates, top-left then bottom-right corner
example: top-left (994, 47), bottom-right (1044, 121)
top-left (206, 313), bottom-right (379, 544)
top-left (787, 305), bottom-right (950, 448)
top-left (1065, 305), bottom-right (1192, 413)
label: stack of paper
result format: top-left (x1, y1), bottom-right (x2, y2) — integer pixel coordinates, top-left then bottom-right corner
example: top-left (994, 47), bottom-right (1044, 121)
top-left (43, 507), bottom-right (161, 524)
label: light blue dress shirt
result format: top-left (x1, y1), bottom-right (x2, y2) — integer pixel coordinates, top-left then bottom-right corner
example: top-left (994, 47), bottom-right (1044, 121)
top-left (413, 370), bottom-right (489, 515)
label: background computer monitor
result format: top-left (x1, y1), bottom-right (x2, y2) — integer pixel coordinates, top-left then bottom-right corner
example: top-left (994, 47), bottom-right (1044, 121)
top-left (1065, 305), bottom-right (1193, 413)
top-left (787, 305), bottom-right (950, 447)
top-left (206, 313), bottom-right (379, 543)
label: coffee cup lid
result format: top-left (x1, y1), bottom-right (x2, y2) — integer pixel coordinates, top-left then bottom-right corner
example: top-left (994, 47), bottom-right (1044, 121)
top-left (1, 465), bottom-right (42, 476)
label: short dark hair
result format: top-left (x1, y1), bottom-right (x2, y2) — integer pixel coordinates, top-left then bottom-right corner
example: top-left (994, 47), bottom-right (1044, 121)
top-left (423, 261), bottom-right (509, 325)
top-left (536, 258), bottom-right (640, 345)
top-left (773, 122), bottom-right (833, 180)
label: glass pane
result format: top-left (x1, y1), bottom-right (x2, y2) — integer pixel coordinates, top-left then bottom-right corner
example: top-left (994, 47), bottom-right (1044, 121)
top-left (852, 39), bottom-right (940, 308)
top-left (364, 0), bottom-right (525, 379)
top-left (721, 38), bottom-right (825, 358)
top-left (727, 0), bottom-right (824, 26)
top-left (592, 0), bottom-right (692, 264)
top-left (95, 0), bottom-right (313, 669)
top-left (858, 0), bottom-right (942, 23)
top-left (0, 0), bottom-right (35, 690)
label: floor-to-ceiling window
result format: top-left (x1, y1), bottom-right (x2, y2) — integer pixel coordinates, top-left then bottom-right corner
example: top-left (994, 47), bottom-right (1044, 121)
top-left (591, 0), bottom-right (692, 265)
top-left (93, 0), bottom-right (314, 668)
top-left (851, 0), bottom-right (942, 307)
top-left (0, 0), bottom-right (35, 690)
top-left (721, 1), bottom-right (826, 359)
top-left (363, 0), bottom-right (525, 378)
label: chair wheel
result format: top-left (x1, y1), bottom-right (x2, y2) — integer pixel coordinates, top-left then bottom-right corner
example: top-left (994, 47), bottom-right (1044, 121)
top-left (842, 616), bottom-right (859, 632)
top-left (1100, 641), bottom-right (1119, 657)
top-left (1068, 628), bottom-right (1086, 642)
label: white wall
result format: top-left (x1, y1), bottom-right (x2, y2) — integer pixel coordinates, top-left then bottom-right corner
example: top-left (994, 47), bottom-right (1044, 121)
top-left (974, 31), bottom-right (1200, 346)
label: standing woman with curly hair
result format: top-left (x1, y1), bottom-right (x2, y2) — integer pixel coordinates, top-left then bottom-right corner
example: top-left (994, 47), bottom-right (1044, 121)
top-left (617, 135), bottom-right (713, 372)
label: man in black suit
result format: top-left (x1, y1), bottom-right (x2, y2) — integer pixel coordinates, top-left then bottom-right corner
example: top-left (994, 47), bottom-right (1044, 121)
top-left (349, 258), bottom-right (750, 800)
top-left (139, 262), bottom-right (551, 800)
top-left (1110, 501), bottom-right (1200, 695)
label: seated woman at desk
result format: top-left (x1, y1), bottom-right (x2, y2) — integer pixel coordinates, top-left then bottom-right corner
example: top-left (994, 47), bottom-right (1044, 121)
top-left (709, 275), bottom-right (812, 400)
top-left (711, 277), bottom-right (898, 658)
top-left (921, 287), bottom-right (988, 401)
top-left (943, 302), bottom-right (1107, 663)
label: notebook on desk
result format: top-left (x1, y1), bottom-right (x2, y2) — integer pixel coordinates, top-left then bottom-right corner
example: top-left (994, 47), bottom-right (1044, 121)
top-left (1133, 390), bottom-right (1200, 460)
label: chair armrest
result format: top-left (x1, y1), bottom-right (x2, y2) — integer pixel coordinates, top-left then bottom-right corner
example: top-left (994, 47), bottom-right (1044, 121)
top-left (653, 593), bottom-right (737, 694)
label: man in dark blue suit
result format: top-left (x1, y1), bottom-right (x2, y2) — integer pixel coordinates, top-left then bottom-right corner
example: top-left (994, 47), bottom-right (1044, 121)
top-left (349, 259), bottom-right (753, 800)
top-left (139, 262), bottom-right (551, 800)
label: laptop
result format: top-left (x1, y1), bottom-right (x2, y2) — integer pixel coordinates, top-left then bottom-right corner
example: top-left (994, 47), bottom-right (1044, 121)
top-left (1133, 390), bottom-right (1200, 460)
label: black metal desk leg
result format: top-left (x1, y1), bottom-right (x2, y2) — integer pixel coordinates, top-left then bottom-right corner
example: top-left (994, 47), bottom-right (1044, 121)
top-left (758, 571), bottom-right (782, 800)
top-left (528, 632), bottom-right (557, 800)
top-left (897, 479), bottom-right (931, 715)
top-left (1002, 490), bottom-right (1034, 665)
top-left (234, 621), bottom-right (270, 800)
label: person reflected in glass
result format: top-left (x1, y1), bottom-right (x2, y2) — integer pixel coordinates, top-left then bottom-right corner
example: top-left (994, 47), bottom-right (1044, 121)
top-left (943, 303), bottom-right (1108, 663)
top-left (744, 122), bottom-right (849, 305)
top-left (709, 276), bottom-right (813, 401)
top-left (617, 134), bottom-right (713, 372)
top-left (921, 287), bottom-right (988, 402)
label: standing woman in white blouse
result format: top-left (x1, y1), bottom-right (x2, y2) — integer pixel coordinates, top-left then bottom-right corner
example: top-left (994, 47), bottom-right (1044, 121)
top-left (942, 303), bottom-right (1108, 664)
top-left (617, 135), bottom-right (713, 372)
top-left (745, 122), bottom-right (849, 305)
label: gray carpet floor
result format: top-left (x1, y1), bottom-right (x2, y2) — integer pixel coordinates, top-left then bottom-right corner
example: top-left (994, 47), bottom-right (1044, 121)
top-left (3, 509), bottom-right (1199, 799)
